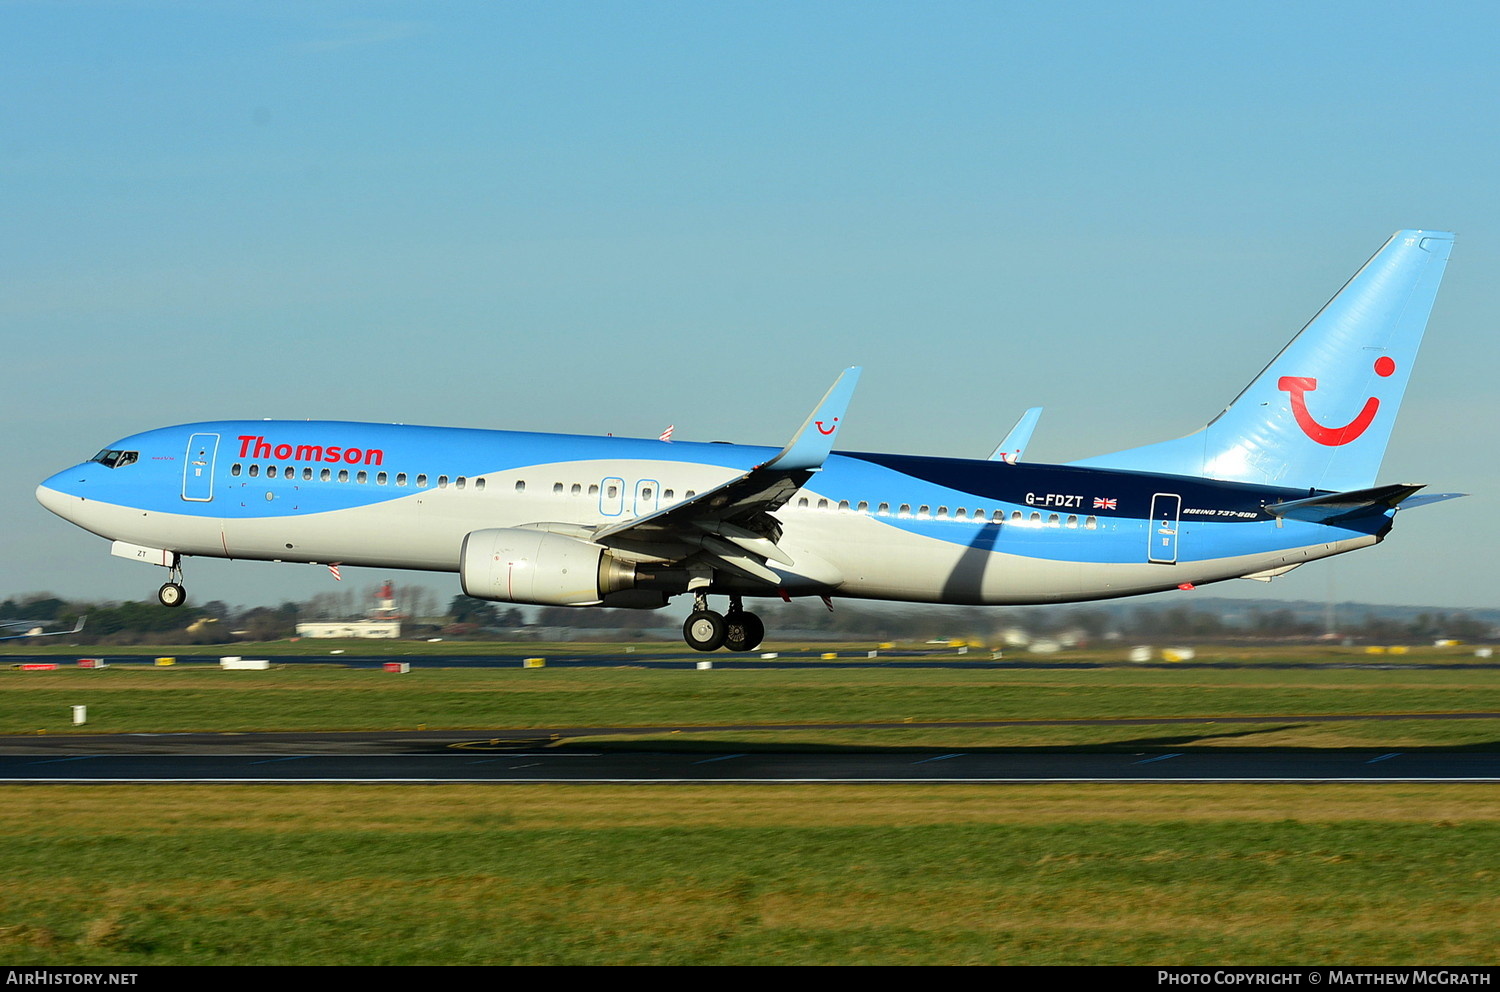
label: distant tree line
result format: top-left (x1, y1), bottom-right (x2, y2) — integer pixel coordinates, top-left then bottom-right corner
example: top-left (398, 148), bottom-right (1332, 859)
top-left (0, 590), bottom-right (1493, 646)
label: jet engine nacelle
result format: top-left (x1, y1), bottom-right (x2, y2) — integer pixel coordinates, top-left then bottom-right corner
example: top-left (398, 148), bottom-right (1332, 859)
top-left (459, 528), bottom-right (640, 607)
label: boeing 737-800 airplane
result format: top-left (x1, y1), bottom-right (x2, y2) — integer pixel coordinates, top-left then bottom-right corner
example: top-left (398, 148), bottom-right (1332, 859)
top-left (37, 231), bottom-right (1459, 651)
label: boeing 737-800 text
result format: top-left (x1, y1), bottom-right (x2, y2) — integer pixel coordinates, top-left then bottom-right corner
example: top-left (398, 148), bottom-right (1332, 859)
top-left (37, 231), bottom-right (1459, 651)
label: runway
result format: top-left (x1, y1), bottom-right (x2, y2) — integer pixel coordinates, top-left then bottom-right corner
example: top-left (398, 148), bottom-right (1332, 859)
top-left (4, 717), bottom-right (1498, 783)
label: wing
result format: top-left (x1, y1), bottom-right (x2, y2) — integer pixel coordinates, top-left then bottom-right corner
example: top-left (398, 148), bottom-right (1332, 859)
top-left (588, 367), bottom-right (861, 585)
top-left (0, 616), bottom-right (86, 641)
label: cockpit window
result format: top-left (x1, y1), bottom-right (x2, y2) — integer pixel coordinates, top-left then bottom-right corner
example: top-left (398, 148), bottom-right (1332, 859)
top-left (91, 449), bottom-right (138, 469)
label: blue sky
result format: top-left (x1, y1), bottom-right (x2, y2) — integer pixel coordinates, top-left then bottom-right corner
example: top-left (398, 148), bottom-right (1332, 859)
top-left (4, 1), bottom-right (1496, 613)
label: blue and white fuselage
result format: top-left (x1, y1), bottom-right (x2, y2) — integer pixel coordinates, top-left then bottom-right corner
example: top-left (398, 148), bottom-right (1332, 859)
top-left (35, 230), bottom-right (1461, 650)
top-left (38, 421), bottom-right (1376, 602)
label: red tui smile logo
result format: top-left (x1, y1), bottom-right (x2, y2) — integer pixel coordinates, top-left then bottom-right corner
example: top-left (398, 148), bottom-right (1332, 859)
top-left (1278, 357), bottom-right (1396, 446)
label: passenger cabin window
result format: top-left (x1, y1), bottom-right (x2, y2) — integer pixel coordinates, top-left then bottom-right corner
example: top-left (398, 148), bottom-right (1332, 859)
top-left (377, 472), bottom-right (388, 485)
top-left (438, 476), bottom-right (449, 488)
top-left (231, 464), bottom-right (242, 477)
top-left (475, 478), bottom-right (486, 491)
top-left (357, 471), bottom-right (368, 484)
top-left (416, 474), bottom-right (427, 487)
top-left (320, 468), bottom-right (331, 482)
top-left (248, 465), bottom-right (260, 478)
top-left (302, 468), bottom-right (313, 481)
top-left (267, 466), bottom-right (278, 479)
top-left (571, 484), bottom-right (582, 496)
top-left (396, 473), bottom-right (407, 486)
top-left (513, 480), bottom-right (523, 492)
top-left (456, 477), bottom-right (467, 490)
top-left (338, 469), bottom-right (349, 482)
top-left (878, 503), bottom-right (890, 515)
top-left (798, 498), bottom-right (809, 508)
top-left (554, 483), bottom-right (564, 495)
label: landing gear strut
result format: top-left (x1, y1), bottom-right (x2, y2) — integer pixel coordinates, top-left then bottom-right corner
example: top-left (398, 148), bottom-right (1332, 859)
top-left (682, 593), bottom-right (764, 653)
top-left (157, 558), bottom-right (186, 608)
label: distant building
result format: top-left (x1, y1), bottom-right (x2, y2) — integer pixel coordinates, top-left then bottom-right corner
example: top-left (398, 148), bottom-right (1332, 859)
top-left (296, 579), bottom-right (406, 638)
top-left (295, 621), bottom-right (401, 639)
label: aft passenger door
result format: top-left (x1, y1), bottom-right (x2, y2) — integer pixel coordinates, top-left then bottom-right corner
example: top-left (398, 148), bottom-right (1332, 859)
top-left (1148, 493), bottom-right (1181, 563)
top-left (182, 433), bottom-right (220, 502)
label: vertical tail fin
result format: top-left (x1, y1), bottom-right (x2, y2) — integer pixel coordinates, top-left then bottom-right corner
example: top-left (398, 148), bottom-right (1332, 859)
top-left (1069, 230), bottom-right (1454, 491)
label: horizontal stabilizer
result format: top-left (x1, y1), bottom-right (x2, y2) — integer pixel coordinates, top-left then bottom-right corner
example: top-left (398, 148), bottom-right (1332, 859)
top-left (1264, 483), bottom-right (1425, 524)
top-left (1394, 492), bottom-right (1467, 511)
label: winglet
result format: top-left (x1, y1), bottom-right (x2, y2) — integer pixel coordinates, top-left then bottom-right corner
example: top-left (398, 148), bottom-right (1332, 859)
top-left (989, 407), bottom-right (1042, 463)
top-left (761, 367), bottom-right (861, 472)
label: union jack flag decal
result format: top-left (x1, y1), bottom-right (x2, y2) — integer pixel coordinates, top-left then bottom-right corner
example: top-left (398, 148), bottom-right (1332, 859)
top-left (1093, 497), bottom-right (1117, 510)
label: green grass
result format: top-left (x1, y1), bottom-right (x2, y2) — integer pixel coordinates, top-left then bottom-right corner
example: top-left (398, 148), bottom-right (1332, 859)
top-left (1, 784), bottom-right (1495, 965)
top-left (4, 664), bottom-right (1497, 749)
top-left (3, 650), bottom-right (1496, 965)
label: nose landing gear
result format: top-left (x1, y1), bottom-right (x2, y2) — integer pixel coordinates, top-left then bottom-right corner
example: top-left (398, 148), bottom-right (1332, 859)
top-left (682, 593), bottom-right (764, 652)
top-left (157, 558), bottom-right (186, 608)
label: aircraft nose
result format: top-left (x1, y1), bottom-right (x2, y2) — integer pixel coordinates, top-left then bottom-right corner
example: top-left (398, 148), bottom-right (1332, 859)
top-left (36, 469), bottom-right (87, 522)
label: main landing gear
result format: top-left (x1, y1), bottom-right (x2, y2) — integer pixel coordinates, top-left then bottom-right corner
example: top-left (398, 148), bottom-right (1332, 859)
top-left (683, 593), bottom-right (764, 653)
top-left (157, 559), bottom-right (186, 608)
